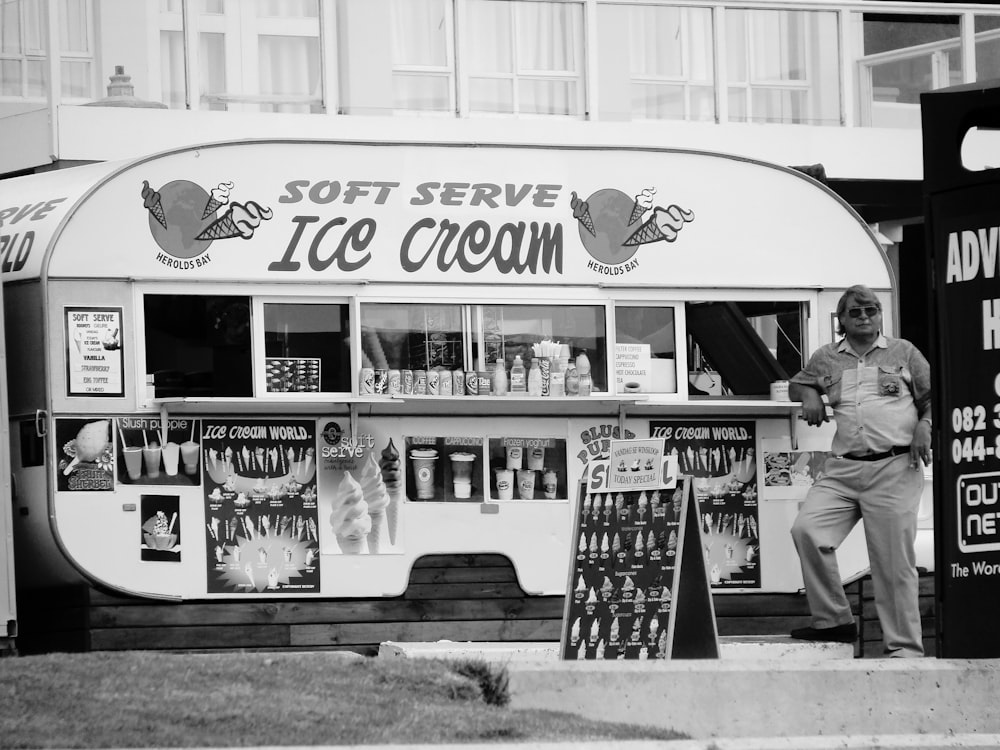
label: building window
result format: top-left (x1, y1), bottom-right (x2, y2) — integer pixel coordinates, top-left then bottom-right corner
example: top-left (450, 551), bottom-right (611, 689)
top-left (0, 0), bottom-right (94, 100)
top-left (622, 4), bottom-right (715, 122)
top-left (726, 8), bottom-right (840, 126)
top-left (856, 12), bottom-right (961, 128)
top-left (391, 0), bottom-right (454, 113)
top-left (465, 0), bottom-right (586, 117)
top-left (158, 0), bottom-right (323, 113)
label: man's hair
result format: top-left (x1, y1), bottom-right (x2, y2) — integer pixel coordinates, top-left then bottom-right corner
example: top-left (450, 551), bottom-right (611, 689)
top-left (835, 284), bottom-right (881, 337)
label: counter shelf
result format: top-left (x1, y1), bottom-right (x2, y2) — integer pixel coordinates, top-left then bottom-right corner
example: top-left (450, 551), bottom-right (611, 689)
top-left (151, 395), bottom-right (803, 447)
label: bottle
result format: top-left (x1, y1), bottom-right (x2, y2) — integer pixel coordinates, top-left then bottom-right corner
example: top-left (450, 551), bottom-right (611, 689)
top-left (510, 355), bottom-right (526, 393)
top-left (550, 357), bottom-right (565, 397)
top-left (565, 364), bottom-right (579, 396)
top-left (493, 360), bottom-right (508, 396)
top-left (576, 352), bottom-right (592, 397)
top-left (527, 357), bottom-right (542, 396)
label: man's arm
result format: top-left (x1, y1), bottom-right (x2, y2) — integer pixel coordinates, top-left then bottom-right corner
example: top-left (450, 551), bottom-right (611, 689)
top-left (789, 382), bottom-right (828, 426)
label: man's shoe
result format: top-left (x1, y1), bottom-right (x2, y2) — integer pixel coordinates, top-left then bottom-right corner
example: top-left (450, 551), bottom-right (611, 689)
top-left (790, 623), bottom-right (857, 643)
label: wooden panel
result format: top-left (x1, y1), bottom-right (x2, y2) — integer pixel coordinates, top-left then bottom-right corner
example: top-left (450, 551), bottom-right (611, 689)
top-left (290, 618), bottom-right (563, 648)
top-left (89, 624), bottom-right (291, 651)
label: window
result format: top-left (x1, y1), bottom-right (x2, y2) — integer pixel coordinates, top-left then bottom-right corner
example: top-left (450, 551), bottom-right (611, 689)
top-left (614, 305), bottom-right (677, 394)
top-left (616, 3), bottom-right (715, 122)
top-left (857, 12), bottom-right (961, 128)
top-left (262, 302), bottom-right (351, 393)
top-left (391, 0), bottom-right (454, 113)
top-left (726, 8), bottom-right (840, 126)
top-left (158, 0), bottom-right (323, 113)
top-left (144, 295), bottom-right (253, 398)
top-left (686, 301), bottom-right (803, 397)
top-left (0, 0), bottom-right (94, 100)
top-left (465, 0), bottom-right (585, 116)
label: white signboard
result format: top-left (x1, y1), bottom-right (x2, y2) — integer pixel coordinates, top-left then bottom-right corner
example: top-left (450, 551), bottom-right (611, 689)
top-left (65, 306), bottom-right (123, 397)
top-left (615, 343), bottom-right (652, 393)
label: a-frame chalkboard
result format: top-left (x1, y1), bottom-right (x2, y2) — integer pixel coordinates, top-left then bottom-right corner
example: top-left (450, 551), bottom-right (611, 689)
top-left (560, 475), bottom-right (719, 659)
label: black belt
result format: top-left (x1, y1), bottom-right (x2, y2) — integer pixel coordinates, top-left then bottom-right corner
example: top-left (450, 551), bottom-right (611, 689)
top-left (842, 446), bottom-right (910, 461)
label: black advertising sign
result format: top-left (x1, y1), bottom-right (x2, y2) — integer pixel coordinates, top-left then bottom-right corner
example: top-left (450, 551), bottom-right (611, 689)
top-left (650, 420), bottom-right (760, 589)
top-left (202, 419), bottom-right (319, 594)
top-left (923, 85), bottom-right (1000, 657)
top-left (560, 473), bottom-right (718, 660)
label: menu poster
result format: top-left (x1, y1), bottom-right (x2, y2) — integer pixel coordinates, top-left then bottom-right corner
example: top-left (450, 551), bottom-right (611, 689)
top-left (140, 494), bottom-right (181, 562)
top-left (64, 306), bottom-right (124, 397)
top-left (614, 343), bottom-right (652, 393)
top-left (317, 418), bottom-right (405, 556)
top-left (650, 420), bottom-right (760, 589)
top-left (55, 418), bottom-right (114, 492)
top-left (560, 475), bottom-right (718, 660)
top-left (202, 419), bottom-right (319, 594)
top-left (115, 416), bottom-right (201, 486)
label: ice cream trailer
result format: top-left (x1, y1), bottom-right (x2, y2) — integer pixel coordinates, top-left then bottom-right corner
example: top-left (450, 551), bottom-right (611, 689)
top-left (0, 139), bottom-right (928, 652)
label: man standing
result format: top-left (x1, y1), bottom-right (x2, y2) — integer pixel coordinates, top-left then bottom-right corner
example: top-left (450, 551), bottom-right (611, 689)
top-left (788, 285), bottom-right (932, 657)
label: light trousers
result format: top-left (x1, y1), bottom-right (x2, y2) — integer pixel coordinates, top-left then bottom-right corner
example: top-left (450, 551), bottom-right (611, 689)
top-left (790, 453), bottom-right (924, 657)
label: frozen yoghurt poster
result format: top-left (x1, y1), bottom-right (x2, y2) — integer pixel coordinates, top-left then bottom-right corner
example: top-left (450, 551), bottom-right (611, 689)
top-left (650, 420), bottom-right (760, 589)
top-left (115, 416), bottom-right (200, 486)
top-left (316, 418), bottom-right (404, 556)
top-left (140, 494), bottom-right (180, 562)
top-left (55, 418), bottom-right (114, 492)
top-left (202, 419), bottom-right (319, 594)
top-left (64, 306), bottom-right (123, 397)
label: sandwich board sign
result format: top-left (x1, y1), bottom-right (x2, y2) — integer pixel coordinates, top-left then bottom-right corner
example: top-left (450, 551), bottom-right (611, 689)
top-left (560, 439), bottom-right (718, 659)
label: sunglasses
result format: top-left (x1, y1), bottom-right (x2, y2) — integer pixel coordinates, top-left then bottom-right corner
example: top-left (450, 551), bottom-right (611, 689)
top-left (846, 305), bottom-right (880, 319)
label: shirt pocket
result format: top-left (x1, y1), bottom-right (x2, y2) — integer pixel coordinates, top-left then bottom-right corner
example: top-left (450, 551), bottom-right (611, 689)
top-left (822, 370), bottom-right (843, 405)
top-left (877, 365), bottom-right (907, 398)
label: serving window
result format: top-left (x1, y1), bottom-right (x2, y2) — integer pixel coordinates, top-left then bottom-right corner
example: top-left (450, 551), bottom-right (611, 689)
top-left (686, 300), bottom-right (805, 397)
top-left (144, 294), bottom-right (253, 398)
top-left (613, 304), bottom-right (677, 395)
top-left (260, 301), bottom-right (351, 393)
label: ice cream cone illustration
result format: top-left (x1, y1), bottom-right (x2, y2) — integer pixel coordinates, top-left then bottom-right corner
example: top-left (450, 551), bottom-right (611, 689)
top-left (379, 438), bottom-right (403, 544)
top-left (202, 181), bottom-right (234, 218)
top-left (570, 191), bottom-right (596, 236)
top-left (195, 200), bottom-right (273, 241)
top-left (623, 204), bottom-right (696, 246)
top-left (629, 187), bottom-right (657, 226)
top-left (141, 180), bottom-right (167, 229)
top-left (359, 451), bottom-right (389, 554)
top-left (331, 471), bottom-right (371, 554)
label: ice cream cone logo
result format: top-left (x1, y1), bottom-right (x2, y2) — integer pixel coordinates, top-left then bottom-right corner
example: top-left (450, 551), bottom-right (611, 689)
top-left (570, 185), bottom-right (694, 271)
top-left (140, 178), bottom-right (273, 264)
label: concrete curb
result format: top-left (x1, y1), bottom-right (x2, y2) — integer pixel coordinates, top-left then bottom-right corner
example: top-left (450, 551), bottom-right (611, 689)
top-left (505, 658), bottom-right (1000, 739)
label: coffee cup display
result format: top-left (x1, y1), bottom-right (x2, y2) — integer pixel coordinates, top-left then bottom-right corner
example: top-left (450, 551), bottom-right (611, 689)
top-left (409, 448), bottom-right (438, 499)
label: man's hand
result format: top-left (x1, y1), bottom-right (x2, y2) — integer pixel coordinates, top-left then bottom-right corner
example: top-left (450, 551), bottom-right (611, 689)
top-left (911, 419), bottom-right (932, 469)
top-left (789, 383), bottom-right (828, 426)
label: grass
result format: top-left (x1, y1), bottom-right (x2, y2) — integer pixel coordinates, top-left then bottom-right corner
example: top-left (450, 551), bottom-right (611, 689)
top-left (0, 650), bottom-right (687, 747)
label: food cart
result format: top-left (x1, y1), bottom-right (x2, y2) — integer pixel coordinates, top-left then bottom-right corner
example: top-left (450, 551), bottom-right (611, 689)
top-left (0, 139), bottom-right (922, 643)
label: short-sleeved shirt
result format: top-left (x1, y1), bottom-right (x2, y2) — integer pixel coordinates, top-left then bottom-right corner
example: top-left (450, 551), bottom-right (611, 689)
top-left (790, 334), bottom-right (931, 457)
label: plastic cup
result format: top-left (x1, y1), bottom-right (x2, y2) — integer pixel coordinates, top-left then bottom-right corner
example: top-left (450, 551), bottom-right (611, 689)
top-left (527, 446), bottom-right (545, 470)
top-left (517, 469), bottom-right (536, 500)
top-left (142, 444), bottom-right (162, 479)
top-left (409, 449), bottom-right (438, 499)
top-left (542, 469), bottom-right (558, 499)
top-left (495, 468), bottom-right (514, 500)
top-left (505, 445), bottom-right (523, 469)
top-left (123, 446), bottom-right (143, 480)
top-left (162, 442), bottom-right (180, 476)
top-left (180, 440), bottom-right (199, 475)
top-left (449, 452), bottom-right (475, 483)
